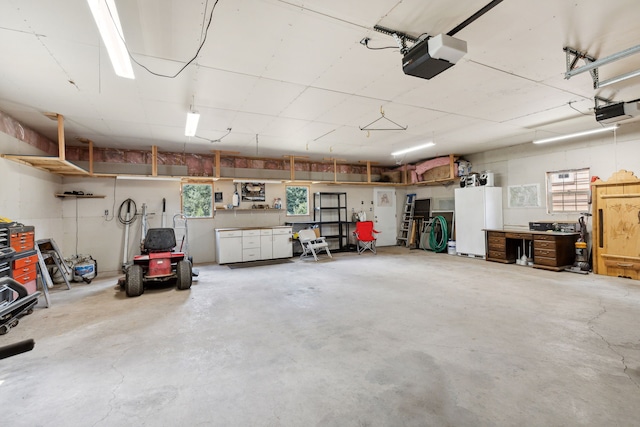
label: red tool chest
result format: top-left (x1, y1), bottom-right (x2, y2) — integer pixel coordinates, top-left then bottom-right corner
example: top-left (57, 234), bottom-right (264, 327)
top-left (9, 225), bottom-right (37, 294)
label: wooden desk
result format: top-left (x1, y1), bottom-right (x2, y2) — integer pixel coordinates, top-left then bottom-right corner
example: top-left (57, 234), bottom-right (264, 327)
top-left (485, 229), bottom-right (579, 271)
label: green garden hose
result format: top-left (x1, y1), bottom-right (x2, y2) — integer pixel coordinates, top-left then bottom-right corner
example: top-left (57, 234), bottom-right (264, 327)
top-left (428, 215), bottom-right (449, 253)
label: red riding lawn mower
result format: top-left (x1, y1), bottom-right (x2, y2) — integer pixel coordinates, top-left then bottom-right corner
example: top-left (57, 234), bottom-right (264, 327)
top-left (120, 228), bottom-right (192, 297)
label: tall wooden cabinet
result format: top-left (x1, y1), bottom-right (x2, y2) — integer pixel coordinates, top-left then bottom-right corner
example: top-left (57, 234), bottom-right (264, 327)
top-left (592, 170), bottom-right (640, 280)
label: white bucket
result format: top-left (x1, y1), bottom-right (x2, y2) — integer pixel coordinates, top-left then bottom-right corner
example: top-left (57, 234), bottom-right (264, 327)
top-left (447, 240), bottom-right (456, 255)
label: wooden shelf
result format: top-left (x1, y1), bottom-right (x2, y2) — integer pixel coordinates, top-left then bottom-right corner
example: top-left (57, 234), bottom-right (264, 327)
top-left (3, 155), bottom-right (91, 176)
top-left (3, 153), bottom-right (457, 187)
top-left (55, 194), bottom-right (105, 198)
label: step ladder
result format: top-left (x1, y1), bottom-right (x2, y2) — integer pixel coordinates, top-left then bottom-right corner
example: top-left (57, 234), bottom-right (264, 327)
top-left (35, 238), bottom-right (72, 308)
top-left (397, 193), bottom-right (416, 247)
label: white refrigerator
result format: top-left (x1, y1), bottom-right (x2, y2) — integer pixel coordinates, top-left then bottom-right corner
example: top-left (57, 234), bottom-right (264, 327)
top-left (454, 186), bottom-right (503, 257)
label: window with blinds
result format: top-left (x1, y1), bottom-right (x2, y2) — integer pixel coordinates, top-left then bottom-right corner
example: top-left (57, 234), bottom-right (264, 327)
top-left (546, 168), bottom-right (590, 213)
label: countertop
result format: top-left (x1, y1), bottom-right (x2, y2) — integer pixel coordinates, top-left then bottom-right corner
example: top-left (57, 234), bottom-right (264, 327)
top-left (484, 228), bottom-right (579, 236)
top-left (215, 225), bottom-right (292, 231)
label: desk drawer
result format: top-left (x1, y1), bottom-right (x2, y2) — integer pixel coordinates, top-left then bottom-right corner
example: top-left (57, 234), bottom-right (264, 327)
top-left (534, 240), bottom-right (556, 250)
top-left (487, 235), bottom-right (505, 245)
top-left (488, 241), bottom-right (506, 251)
top-left (534, 248), bottom-right (557, 259)
top-left (488, 249), bottom-right (508, 260)
top-left (487, 231), bottom-right (505, 239)
top-left (505, 232), bottom-right (532, 240)
top-left (534, 256), bottom-right (558, 267)
top-left (534, 234), bottom-right (556, 241)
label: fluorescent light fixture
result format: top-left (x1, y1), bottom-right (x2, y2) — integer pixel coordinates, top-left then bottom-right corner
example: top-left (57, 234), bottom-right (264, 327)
top-left (87, 0), bottom-right (135, 79)
top-left (185, 111), bottom-right (200, 137)
top-left (598, 68), bottom-right (640, 88)
top-left (532, 124), bottom-right (619, 144)
top-left (391, 142), bottom-right (435, 156)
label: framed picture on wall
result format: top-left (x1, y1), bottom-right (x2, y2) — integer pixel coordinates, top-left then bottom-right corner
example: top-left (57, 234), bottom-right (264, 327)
top-left (508, 184), bottom-right (540, 208)
top-left (214, 192), bottom-right (223, 203)
top-left (241, 182), bottom-right (266, 202)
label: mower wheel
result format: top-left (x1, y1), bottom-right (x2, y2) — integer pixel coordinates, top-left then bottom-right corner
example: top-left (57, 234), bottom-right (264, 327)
top-left (176, 260), bottom-right (192, 290)
top-left (125, 265), bottom-right (144, 297)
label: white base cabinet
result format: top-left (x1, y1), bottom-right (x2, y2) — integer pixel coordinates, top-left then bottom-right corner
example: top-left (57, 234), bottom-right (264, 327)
top-left (242, 229), bottom-right (261, 262)
top-left (215, 226), bottom-right (292, 264)
top-left (260, 229), bottom-right (273, 260)
top-left (215, 230), bottom-right (243, 264)
top-left (273, 227), bottom-right (293, 258)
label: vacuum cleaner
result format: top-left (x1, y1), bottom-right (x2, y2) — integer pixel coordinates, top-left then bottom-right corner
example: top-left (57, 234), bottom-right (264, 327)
top-left (565, 214), bottom-right (591, 274)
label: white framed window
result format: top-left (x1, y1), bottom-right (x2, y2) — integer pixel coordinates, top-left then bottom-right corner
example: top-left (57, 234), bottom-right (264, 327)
top-left (545, 168), bottom-right (590, 213)
top-left (181, 183), bottom-right (213, 218)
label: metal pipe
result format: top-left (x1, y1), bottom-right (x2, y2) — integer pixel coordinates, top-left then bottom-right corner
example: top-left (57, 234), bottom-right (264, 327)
top-left (565, 44), bottom-right (640, 79)
top-left (447, 0), bottom-right (504, 36)
top-left (122, 201), bottom-right (131, 272)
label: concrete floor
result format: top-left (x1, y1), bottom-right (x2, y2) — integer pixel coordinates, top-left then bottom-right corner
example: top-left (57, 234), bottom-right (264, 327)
top-left (2, 247), bottom-right (640, 426)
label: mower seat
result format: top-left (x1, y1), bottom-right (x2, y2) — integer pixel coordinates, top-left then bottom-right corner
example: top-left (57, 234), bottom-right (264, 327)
top-left (144, 228), bottom-right (176, 252)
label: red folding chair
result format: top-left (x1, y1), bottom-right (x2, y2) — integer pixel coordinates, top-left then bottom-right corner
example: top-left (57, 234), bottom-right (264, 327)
top-left (353, 221), bottom-right (380, 255)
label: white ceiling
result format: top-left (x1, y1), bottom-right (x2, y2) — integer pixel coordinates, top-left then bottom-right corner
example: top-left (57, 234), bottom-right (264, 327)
top-left (1, 0), bottom-right (640, 166)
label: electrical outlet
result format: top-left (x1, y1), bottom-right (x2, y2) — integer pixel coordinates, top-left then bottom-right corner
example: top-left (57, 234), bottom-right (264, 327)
top-left (104, 209), bottom-right (109, 216)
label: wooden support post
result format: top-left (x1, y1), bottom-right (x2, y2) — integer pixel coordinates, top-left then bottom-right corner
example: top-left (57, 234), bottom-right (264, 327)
top-left (88, 140), bottom-right (94, 175)
top-left (449, 153), bottom-right (455, 180)
top-left (57, 114), bottom-right (65, 161)
top-left (215, 150), bottom-right (221, 179)
top-left (152, 145), bottom-right (158, 176)
top-left (290, 155), bottom-right (295, 181)
top-left (358, 160), bottom-right (378, 183)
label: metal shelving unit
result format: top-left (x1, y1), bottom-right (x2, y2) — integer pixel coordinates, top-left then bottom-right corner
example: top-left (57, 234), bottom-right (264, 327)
top-left (313, 192), bottom-right (349, 251)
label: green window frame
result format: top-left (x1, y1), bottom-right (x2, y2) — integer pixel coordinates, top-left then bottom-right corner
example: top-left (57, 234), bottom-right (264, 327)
top-left (286, 185), bottom-right (309, 216)
top-left (181, 183), bottom-right (213, 218)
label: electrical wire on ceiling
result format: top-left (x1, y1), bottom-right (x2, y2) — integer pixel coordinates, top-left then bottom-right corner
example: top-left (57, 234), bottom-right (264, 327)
top-left (359, 37), bottom-right (397, 50)
top-left (568, 101), bottom-right (591, 116)
top-left (195, 127), bottom-right (232, 143)
top-left (361, 30), bottom-right (430, 52)
top-left (105, 0), bottom-right (220, 78)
